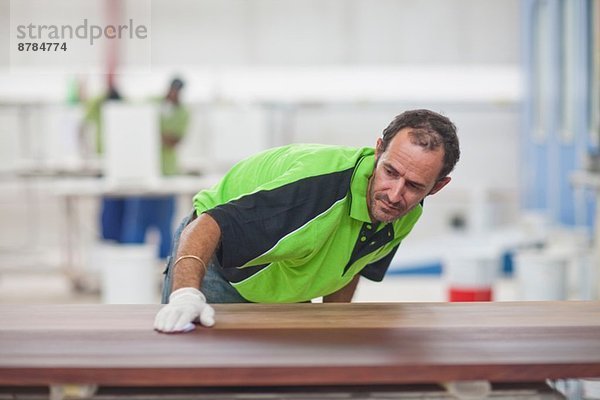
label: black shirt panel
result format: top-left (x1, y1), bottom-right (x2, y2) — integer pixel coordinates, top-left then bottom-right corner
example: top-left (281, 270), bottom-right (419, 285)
top-left (206, 168), bottom-right (355, 269)
top-left (359, 244), bottom-right (400, 282)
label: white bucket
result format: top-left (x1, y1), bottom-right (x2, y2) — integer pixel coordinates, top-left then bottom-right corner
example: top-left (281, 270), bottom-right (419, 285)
top-left (444, 246), bottom-right (500, 287)
top-left (443, 245), bottom-right (500, 301)
top-left (576, 250), bottom-right (598, 300)
top-left (514, 249), bottom-right (568, 301)
top-left (98, 242), bottom-right (157, 304)
top-left (545, 228), bottom-right (594, 300)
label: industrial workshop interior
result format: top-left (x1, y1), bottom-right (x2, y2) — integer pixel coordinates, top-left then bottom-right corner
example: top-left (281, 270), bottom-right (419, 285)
top-left (0, 0), bottom-right (600, 399)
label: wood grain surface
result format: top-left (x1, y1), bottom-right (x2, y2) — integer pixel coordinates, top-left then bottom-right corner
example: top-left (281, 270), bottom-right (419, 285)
top-left (0, 302), bottom-right (599, 386)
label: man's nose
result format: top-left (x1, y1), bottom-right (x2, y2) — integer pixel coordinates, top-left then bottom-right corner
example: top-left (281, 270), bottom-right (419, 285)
top-left (388, 179), bottom-right (405, 203)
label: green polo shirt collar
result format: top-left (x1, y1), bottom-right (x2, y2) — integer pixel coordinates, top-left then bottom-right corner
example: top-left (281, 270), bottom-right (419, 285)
top-left (349, 152), bottom-right (375, 222)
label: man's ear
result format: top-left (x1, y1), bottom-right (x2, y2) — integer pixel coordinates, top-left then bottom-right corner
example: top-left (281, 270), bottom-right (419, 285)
top-left (375, 138), bottom-right (383, 158)
top-left (428, 176), bottom-right (451, 195)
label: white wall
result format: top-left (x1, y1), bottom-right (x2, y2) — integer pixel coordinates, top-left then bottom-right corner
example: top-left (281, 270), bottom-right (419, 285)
top-left (0, 1), bottom-right (9, 69)
top-left (0, 0), bottom-right (522, 272)
top-left (0, 0), bottom-right (519, 68)
top-left (149, 0), bottom-right (518, 66)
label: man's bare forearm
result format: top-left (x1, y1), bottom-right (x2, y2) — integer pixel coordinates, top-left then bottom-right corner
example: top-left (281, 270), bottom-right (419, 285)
top-left (171, 213), bottom-right (221, 293)
top-left (161, 131), bottom-right (181, 148)
top-left (323, 274), bottom-right (360, 303)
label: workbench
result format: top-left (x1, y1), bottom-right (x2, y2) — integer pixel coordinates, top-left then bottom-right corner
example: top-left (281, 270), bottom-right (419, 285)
top-left (0, 302), bottom-right (598, 398)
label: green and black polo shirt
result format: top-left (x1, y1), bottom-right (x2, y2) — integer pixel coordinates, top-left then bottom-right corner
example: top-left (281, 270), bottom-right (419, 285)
top-left (193, 144), bottom-right (422, 303)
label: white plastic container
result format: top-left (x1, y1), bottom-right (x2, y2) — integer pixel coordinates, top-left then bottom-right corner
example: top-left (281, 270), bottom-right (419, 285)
top-left (514, 249), bottom-right (568, 301)
top-left (443, 245), bottom-right (500, 302)
top-left (99, 242), bottom-right (157, 304)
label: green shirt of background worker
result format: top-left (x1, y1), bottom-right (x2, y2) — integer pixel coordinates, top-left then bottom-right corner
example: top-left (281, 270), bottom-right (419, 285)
top-left (159, 77), bottom-right (190, 176)
top-left (81, 84), bottom-right (122, 156)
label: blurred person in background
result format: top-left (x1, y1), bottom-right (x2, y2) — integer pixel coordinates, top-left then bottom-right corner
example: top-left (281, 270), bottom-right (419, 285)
top-left (120, 77), bottom-right (190, 260)
top-left (80, 76), bottom-right (125, 242)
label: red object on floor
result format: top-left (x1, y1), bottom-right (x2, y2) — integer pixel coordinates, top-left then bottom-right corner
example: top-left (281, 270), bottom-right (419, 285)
top-left (449, 287), bottom-right (493, 302)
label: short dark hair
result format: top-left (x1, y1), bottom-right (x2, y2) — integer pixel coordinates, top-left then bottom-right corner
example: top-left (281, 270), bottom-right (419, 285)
top-left (380, 109), bottom-right (460, 179)
top-left (170, 77), bottom-right (185, 91)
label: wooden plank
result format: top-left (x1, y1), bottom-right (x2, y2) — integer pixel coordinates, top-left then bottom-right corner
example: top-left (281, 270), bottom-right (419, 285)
top-left (0, 302), bottom-right (599, 386)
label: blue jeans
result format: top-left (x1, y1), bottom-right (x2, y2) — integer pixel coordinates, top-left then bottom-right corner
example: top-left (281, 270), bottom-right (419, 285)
top-left (161, 211), bottom-right (250, 304)
top-left (121, 196), bottom-right (175, 259)
top-left (100, 197), bottom-right (125, 241)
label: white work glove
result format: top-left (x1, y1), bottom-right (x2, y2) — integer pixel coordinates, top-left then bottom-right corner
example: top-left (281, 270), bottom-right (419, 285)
top-left (154, 287), bottom-right (215, 333)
